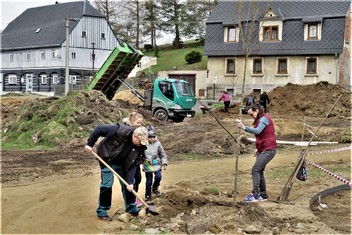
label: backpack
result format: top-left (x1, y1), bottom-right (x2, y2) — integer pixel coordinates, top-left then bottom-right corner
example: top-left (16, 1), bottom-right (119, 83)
top-left (296, 163), bottom-right (308, 181)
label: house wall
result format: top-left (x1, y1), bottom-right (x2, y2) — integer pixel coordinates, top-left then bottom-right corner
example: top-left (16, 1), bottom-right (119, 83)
top-left (207, 55), bottom-right (338, 97)
top-left (158, 70), bottom-right (208, 98)
top-left (0, 16), bottom-right (121, 94)
top-left (339, 6), bottom-right (352, 91)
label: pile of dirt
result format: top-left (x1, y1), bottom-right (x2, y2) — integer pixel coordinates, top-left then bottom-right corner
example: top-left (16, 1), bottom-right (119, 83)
top-left (268, 81), bottom-right (351, 118)
top-left (1, 90), bottom-right (144, 148)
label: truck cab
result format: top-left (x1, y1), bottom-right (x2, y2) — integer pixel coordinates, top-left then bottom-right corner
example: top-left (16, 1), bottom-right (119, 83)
top-left (145, 78), bottom-right (196, 122)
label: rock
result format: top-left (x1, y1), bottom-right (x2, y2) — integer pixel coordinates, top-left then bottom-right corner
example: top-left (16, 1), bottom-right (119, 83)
top-left (272, 227), bottom-right (280, 235)
top-left (144, 228), bottom-right (160, 234)
top-left (244, 225), bottom-right (261, 234)
top-left (118, 213), bottom-right (131, 223)
top-left (187, 218), bottom-right (213, 234)
top-left (139, 208), bottom-right (147, 218)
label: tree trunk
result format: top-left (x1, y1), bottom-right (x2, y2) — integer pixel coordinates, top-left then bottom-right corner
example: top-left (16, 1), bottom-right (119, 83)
top-left (135, 0), bottom-right (140, 49)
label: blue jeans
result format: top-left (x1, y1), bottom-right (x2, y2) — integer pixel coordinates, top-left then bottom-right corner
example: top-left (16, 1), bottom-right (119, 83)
top-left (251, 149), bottom-right (276, 198)
top-left (96, 162), bottom-right (140, 217)
top-left (145, 170), bottom-right (162, 197)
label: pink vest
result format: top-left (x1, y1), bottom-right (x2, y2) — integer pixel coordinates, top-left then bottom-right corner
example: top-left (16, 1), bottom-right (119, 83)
top-left (254, 114), bottom-right (277, 152)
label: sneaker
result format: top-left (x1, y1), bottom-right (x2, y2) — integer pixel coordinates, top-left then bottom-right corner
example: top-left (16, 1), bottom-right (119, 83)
top-left (135, 198), bottom-right (143, 207)
top-left (153, 190), bottom-right (161, 197)
top-left (97, 215), bottom-right (112, 221)
top-left (243, 194), bottom-right (262, 202)
top-left (145, 195), bottom-right (152, 202)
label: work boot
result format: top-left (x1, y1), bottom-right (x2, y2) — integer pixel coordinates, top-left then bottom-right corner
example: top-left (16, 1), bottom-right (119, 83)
top-left (153, 189), bottom-right (161, 197)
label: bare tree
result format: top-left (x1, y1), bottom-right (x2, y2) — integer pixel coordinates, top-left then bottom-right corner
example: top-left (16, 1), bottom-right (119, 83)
top-left (231, 0), bottom-right (261, 204)
top-left (183, 0), bottom-right (218, 40)
top-left (159, 0), bottom-right (186, 48)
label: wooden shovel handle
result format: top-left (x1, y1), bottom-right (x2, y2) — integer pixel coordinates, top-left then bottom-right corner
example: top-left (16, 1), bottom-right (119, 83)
top-left (91, 151), bottom-right (149, 208)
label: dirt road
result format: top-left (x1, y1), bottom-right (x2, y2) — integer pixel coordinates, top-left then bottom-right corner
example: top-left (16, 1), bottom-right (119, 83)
top-left (1, 143), bottom-right (351, 234)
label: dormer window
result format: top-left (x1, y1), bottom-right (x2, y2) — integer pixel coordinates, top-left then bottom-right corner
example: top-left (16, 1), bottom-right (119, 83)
top-left (308, 23), bottom-right (318, 40)
top-left (303, 17), bottom-right (322, 40)
top-left (259, 10), bottom-right (282, 42)
top-left (224, 26), bottom-right (239, 42)
top-left (263, 26), bottom-right (278, 41)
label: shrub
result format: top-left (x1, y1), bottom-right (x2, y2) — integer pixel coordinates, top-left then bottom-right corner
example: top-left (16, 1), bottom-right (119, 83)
top-left (144, 44), bottom-right (153, 52)
top-left (185, 50), bottom-right (202, 64)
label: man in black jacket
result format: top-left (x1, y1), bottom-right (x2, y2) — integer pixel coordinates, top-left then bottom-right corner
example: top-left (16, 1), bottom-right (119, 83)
top-left (85, 124), bottom-right (148, 221)
top-left (259, 91), bottom-right (270, 113)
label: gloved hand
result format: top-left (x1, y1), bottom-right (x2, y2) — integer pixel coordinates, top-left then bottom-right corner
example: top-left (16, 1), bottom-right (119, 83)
top-left (162, 164), bottom-right (167, 171)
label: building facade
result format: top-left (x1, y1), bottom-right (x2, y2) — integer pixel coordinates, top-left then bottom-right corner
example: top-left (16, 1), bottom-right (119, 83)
top-left (0, 1), bottom-right (121, 95)
top-left (204, 1), bottom-right (351, 98)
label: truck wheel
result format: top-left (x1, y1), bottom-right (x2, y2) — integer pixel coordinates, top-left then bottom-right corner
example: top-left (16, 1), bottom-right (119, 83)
top-left (154, 109), bottom-right (168, 122)
top-left (172, 117), bottom-right (184, 123)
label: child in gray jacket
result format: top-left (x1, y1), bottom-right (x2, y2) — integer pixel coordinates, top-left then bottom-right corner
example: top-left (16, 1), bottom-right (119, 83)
top-left (143, 128), bottom-right (167, 201)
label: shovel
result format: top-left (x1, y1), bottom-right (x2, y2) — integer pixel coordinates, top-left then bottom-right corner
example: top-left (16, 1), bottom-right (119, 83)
top-left (91, 151), bottom-right (159, 215)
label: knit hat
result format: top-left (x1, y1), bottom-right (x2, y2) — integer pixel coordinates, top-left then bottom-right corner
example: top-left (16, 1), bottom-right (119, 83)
top-left (134, 126), bottom-right (148, 146)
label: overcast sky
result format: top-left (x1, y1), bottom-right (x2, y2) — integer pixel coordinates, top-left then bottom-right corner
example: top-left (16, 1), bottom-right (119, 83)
top-left (1, 0), bottom-right (75, 30)
top-left (0, 0), bottom-right (174, 44)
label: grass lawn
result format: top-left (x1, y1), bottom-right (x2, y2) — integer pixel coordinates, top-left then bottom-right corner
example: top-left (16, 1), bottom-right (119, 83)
top-left (144, 45), bottom-right (207, 72)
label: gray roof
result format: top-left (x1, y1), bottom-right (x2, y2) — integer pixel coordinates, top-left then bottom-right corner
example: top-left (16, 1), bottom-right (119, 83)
top-left (205, 0), bottom-right (351, 56)
top-left (1, 1), bottom-right (104, 51)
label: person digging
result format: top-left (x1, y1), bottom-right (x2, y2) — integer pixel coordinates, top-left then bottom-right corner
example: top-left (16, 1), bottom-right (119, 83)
top-left (85, 124), bottom-right (148, 221)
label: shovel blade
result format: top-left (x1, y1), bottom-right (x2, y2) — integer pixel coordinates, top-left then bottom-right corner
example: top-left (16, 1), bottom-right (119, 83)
top-left (147, 205), bottom-right (159, 215)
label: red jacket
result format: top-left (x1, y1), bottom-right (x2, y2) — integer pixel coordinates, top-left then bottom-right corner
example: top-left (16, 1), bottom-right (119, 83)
top-left (254, 114), bottom-right (277, 152)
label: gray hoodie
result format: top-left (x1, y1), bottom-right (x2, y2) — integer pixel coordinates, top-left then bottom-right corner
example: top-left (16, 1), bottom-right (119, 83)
top-left (143, 139), bottom-right (167, 172)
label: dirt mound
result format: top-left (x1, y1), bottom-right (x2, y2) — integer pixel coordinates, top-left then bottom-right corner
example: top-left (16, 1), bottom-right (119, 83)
top-left (1, 90), bottom-right (144, 148)
top-left (268, 81), bottom-right (351, 118)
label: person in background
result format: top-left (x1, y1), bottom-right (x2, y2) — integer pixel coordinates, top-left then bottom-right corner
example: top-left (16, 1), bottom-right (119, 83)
top-left (236, 104), bottom-right (277, 202)
top-left (259, 91), bottom-right (270, 113)
top-left (218, 90), bottom-right (231, 113)
top-left (143, 127), bottom-right (168, 202)
top-left (246, 95), bottom-right (255, 107)
top-left (85, 124), bottom-right (148, 221)
top-left (122, 111), bottom-right (144, 207)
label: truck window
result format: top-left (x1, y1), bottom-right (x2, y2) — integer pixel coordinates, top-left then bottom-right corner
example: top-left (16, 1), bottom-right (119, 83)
top-left (159, 81), bottom-right (174, 100)
top-left (174, 82), bottom-right (194, 96)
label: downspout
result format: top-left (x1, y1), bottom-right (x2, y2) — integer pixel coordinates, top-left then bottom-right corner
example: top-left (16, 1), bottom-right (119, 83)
top-left (335, 53), bottom-right (339, 84)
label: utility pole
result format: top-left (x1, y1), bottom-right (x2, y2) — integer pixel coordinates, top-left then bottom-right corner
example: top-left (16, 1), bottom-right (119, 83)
top-left (65, 18), bottom-right (78, 96)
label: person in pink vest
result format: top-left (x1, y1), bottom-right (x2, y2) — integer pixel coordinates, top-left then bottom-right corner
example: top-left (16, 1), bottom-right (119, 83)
top-left (218, 91), bottom-right (231, 112)
top-left (236, 103), bottom-right (277, 202)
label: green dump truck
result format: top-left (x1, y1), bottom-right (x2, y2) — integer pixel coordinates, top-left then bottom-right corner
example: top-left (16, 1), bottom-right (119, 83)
top-left (87, 43), bottom-right (196, 122)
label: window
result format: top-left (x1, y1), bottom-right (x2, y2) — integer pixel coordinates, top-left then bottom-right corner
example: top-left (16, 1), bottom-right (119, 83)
top-left (263, 26), bottom-right (278, 41)
top-left (8, 75), bottom-right (17, 84)
top-left (9, 54), bottom-right (14, 62)
top-left (52, 74), bottom-right (59, 84)
top-left (101, 32), bottom-right (106, 39)
top-left (307, 58), bottom-right (317, 74)
top-left (159, 81), bottom-right (174, 100)
top-left (227, 27), bottom-right (237, 42)
top-left (40, 75), bottom-right (48, 84)
top-left (52, 50), bottom-right (57, 59)
top-left (40, 52), bottom-right (45, 60)
top-left (25, 53), bottom-right (31, 61)
top-left (71, 52), bottom-right (76, 60)
top-left (81, 30), bottom-right (87, 38)
top-left (277, 58), bottom-right (288, 74)
top-left (69, 75), bottom-right (77, 84)
top-left (226, 59), bottom-right (235, 74)
top-left (253, 58), bottom-right (262, 74)
top-left (308, 23), bottom-right (318, 40)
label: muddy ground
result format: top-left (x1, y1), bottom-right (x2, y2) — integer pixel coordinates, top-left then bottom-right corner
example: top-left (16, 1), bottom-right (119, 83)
top-left (1, 82), bottom-right (352, 234)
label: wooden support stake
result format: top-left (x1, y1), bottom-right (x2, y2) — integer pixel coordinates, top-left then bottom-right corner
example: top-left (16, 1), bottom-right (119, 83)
top-left (277, 94), bottom-right (342, 203)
